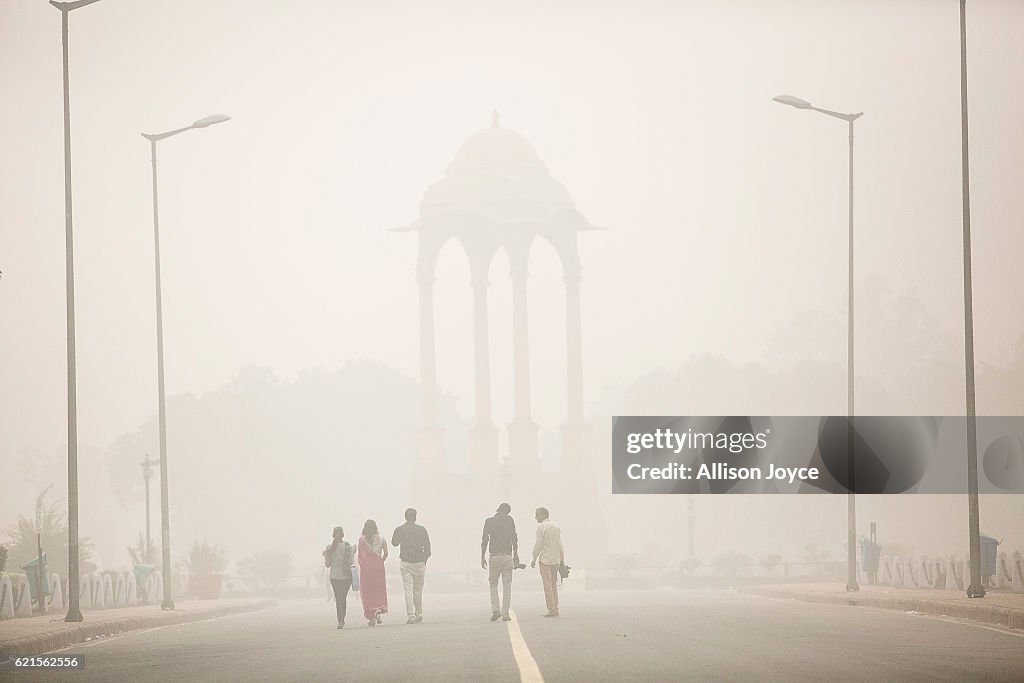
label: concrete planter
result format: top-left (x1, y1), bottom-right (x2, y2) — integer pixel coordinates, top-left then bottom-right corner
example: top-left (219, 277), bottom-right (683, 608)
top-left (189, 574), bottom-right (223, 600)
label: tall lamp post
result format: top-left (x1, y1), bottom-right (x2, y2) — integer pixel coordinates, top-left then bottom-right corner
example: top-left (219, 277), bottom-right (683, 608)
top-left (958, 0), bottom-right (984, 599)
top-left (143, 114), bottom-right (231, 610)
top-left (773, 94), bottom-right (862, 592)
top-left (49, 0), bottom-right (105, 624)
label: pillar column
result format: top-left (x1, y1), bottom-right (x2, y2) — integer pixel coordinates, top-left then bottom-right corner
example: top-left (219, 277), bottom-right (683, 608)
top-left (562, 270), bottom-right (587, 469)
top-left (469, 276), bottom-right (499, 475)
top-left (418, 275), bottom-right (439, 427)
top-left (565, 272), bottom-right (584, 422)
top-left (511, 269), bottom-right (532, 423)
top-left (415, 273), bottom-right (444, 499)
top-left (558, 261), bottom-right (603, 565)
top-left (508, 267), bottom-right (539, 481)
top-left (472, 278), bottom-right (493, 426)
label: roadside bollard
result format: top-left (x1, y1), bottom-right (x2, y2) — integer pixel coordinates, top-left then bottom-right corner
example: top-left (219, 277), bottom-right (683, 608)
top-left (945, 556), bottom-right (963, 592)
top-left (114, 573), bottom-right (127, 607)
top-left (905, 557), bottom-right (920, 588)
top-left (0, 575), bottom-right (14, 620)
top-left (93, 574), bottom-right (105, 608)
top-left (919, 556), bottom-right (939, 589)
top-left (126, 572), bottom-right (139, 605)
top-left (147, 571), bottom-right (164, 605)
top-left (80, 575), bottom-right (92, 609)
top-left (996, 551), bottom-right (1011, 589)
top-left (929, 556), bottom-right (945, 589)
top-left (13, 574), bottom-right (33, 618)
top-left (102, 574), bottom-right (114, 608)
top-left (46, 573), bottom-right (64, 614)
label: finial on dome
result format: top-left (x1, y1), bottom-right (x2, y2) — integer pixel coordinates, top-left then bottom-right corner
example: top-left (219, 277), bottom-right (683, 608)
top-left (491, 109), bottom-right (500, 128)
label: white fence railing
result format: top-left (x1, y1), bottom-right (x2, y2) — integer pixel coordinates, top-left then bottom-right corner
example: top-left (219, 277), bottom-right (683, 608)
top-left (872, 550), bottom-right (1022, 592)
top-left (0, 570), bottom-right (165, 620)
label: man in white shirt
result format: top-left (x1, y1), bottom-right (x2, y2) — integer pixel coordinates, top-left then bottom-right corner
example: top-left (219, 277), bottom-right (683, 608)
top-left (530, 507), bottom-right (564, 617)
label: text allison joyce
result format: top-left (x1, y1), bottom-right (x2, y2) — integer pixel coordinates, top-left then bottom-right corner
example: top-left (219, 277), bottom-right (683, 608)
top-left (626, 462), bottom-right (819, 483)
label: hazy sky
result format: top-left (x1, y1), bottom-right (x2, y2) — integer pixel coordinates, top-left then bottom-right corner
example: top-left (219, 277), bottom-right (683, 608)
top-left (2, 0), bottom-right (1023, 554)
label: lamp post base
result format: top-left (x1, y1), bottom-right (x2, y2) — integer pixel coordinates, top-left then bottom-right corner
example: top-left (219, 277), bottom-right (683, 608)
top-left (966, 583), bottom-right (985, 598)
top-left (65, 608), bottom-right (83, 622)
top-left (845, 582), bottom-right (860, 592)
top-left (161, 599), bottom-right (175, 610)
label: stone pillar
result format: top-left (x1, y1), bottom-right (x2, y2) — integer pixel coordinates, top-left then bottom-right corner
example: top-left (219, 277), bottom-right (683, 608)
top-left (511, 268), bottom-right (532, 423)
top-left (469, 277), bottom-right (499, 475)
top-left (565, 271), bottom-right (584, 423)
top-left (508, 266), bottom-right (539, 481)
top-left (415, 273), bottom-right (444, 500)
top-left (562, 270), bottom-right (587, 468)
top-left (559, 263), bottom-right (606, 567)
top-left (472, 277), bottom-right (493, 426)
top-left (418, 276), bottom-right (439, 426)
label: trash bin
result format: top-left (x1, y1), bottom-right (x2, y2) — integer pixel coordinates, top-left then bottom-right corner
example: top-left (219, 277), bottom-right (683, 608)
top-left (21, 553), bottom-right (50, 602)
top-left (859, 538), bottom-right (882, 584)
top-left (133, 563), bottom-right (156, 600)
top-left (979, 535), bottom-right (999, 581)
top-left (859, 539), bottom-right (881, 573)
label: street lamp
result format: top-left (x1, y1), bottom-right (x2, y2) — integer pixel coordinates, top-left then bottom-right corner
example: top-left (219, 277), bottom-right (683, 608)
top-left (49, 0), bottom-right (105, 625)
top-left (142, 113), bottom-right (231, 610)
top-left (957, 0), bottom-right (984, 599)
top-left (773, 94), bottom-right (862, 592)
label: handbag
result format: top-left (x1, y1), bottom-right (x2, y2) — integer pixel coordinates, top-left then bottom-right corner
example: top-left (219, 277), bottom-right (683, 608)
top-left (351, 564), bottom-right (360, 592)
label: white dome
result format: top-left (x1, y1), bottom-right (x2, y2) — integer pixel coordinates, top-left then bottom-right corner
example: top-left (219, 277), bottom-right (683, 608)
top-left (420, 117), bottom-right (574, 219)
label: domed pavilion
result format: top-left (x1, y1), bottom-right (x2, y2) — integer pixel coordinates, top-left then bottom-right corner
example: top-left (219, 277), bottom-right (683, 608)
top-left (397, 113), bottom-right (600, 487)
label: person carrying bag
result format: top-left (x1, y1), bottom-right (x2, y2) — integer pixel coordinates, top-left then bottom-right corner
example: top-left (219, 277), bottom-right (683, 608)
top-left (323, 526), bottom-right (356, 629)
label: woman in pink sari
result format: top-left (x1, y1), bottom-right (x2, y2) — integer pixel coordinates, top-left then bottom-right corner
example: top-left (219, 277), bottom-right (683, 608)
top-left (358, 519), bottom-right (388, 626)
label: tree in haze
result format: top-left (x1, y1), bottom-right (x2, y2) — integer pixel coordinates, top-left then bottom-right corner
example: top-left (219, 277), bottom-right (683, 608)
top-left (759, 553), bottom-right (782, 576)
top-left (802, 543), bottom-right (831, 575)
top-left (189, 540), bottom-right (229, 575)
top-left (127, 532), bottom-right (158, 566)
top-left (237, 551), bottom-right (293, 590)
top-left (979, 334), bottom-right (1024, 414)
top-left (104, 360), bottom-right (466, 571)
top-left (3, 487), bottom-right (94, 579)
top-left (678, 557), bottom-right (701, 575)
top-left (711, 551), bottom-right (751, 578)
top-left (762, 280), bottom-right (967, 415)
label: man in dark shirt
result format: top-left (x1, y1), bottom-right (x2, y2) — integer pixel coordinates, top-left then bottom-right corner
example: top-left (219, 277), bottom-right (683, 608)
top-left (481, 502), bottom-right (519, 622)
top-left (391, 508), bottom-right (431, 624)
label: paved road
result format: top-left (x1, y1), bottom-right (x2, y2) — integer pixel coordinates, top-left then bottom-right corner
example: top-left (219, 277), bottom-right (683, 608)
top-left (33, 590), bottom-right (1024, 682)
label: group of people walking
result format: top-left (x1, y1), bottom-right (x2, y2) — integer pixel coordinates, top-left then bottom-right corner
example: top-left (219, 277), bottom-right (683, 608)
top-left (482, 504), bottom-right (565, 621)
top-left (324, 503), bottom-right (566, 629)
top-left (323, 508), bottom-right (431, 629)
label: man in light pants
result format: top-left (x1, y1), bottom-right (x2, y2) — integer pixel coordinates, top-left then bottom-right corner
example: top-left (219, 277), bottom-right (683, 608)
top-left (481, 502), bottom-right (519, 622)
top-left (391, 508), bottom-right (431, 624)
top-left (531, 507), bottom-right (564, 617)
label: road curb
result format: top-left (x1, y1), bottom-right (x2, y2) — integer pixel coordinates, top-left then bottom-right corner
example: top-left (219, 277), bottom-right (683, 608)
top-left (0, 599), bottom-right (277, 658)
top-left (741, 586), bottom-right (1024, 630)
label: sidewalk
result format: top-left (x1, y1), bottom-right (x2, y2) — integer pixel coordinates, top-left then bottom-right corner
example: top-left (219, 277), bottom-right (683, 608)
top-left (0, 598), bottom-right (276, 657)
top-left (741, 582), bottom-right (1024, 630)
